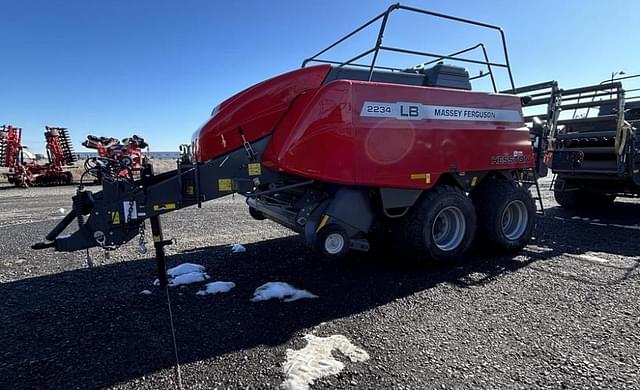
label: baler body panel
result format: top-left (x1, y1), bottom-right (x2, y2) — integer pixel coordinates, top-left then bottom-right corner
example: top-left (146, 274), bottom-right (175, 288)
top-left (263, 80), bottom-right (357, 184)
top-left (349, 81), bottom-right (532, 188)
top-left (195, 66), bottom-right (534, 189)
top-left (193, 65), bottom-right (331, 162)
top-left (266, 77), bottom-right (533, 189)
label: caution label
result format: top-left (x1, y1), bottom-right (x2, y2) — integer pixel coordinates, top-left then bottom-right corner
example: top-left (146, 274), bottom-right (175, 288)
top-left (361, 101), bottom-right (522, 123)
top-left (153, 203), bottom-right (176, 211)
top-left (248, 163), bottom-right (261, 176)
top-left (218, 178), bottom-right (232, 192)
top-left (111, 210), bottom-right (121, 225)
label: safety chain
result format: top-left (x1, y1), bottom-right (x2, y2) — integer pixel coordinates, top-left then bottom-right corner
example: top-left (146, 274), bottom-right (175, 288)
top-left (238, 128), bottom-right (257, 161)
top-left (127, 199), bottom-right (134, 224)
top-left (138, 222), bottom-right (147, 254)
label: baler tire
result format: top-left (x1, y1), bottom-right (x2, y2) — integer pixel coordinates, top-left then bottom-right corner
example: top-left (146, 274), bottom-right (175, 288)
top-left (399, 185), bottom-right (476, 263)
top-left (473, 179), bottom-right (535, 253)
top-left (315, 224), bottom-right (350, 259)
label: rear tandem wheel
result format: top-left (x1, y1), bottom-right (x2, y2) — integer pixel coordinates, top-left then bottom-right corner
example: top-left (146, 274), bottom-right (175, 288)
top-left (472, 177), bottom-right (536, 253)
top-left (397, 184), bottom-right (476, 263)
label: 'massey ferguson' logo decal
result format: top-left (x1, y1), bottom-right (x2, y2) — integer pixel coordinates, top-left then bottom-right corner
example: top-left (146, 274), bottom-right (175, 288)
top-left (491, 155), bottom-right (531, 165)
top-left (360, 101), bottom-right (522, 123)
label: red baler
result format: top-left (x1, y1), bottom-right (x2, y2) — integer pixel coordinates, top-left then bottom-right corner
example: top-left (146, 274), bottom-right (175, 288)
top-left (35, 4), bottom-right (551, 285)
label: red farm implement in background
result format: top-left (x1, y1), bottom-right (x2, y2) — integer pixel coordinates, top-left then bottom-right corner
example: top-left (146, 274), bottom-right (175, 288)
top-left (81, 134), bottom-right (148, 179)
top-left (0, 125), bottom-right (77, 187)
top-left (36, 4), bottom-right (554, 287)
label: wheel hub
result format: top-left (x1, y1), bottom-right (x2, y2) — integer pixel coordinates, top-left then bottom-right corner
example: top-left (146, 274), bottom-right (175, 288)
top-left (324, 232), bottom-right (345, 255)
top-left (431, 206), bottom-right (466, 251)
top-left (501, 200), bottom-right (528, 241)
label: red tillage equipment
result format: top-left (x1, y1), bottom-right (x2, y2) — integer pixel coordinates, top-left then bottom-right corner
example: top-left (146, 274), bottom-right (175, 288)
top-left (35, 4), bottom-right (551, 285)
top-left (0, 125), bottom-right (77, 187)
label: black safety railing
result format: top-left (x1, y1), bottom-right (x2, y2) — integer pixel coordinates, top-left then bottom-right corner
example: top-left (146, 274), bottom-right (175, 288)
top-left (501, 81), bottom-right (559, 123)
top-left (302, 3), bottom-right (516, 92)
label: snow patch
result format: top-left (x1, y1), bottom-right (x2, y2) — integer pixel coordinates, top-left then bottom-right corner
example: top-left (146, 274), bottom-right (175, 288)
top-left (169, 271), bottom-right (209, 287)
top-left (196, 281), bottom-right (236, 296)
top-left (140, 289), bottom-right (152, 295)
top-left (281, 334), bottom-right (369, 390)
top-left (251, 282), bottom-right (318, 302)
top-left (151, 263), bottom-right (210, 287)
top-left (231, 243), bottom-right (246, 253)
top-left (167, 263), bottom-right (205, 277)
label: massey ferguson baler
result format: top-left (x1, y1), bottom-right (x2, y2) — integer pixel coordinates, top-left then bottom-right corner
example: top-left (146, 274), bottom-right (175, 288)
top-left (34, 4), bottom-right (549, 284)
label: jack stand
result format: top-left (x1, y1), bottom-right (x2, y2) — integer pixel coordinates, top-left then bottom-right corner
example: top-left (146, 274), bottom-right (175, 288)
top-left (142, 162), bottom-right (174, 288)
top-left (150, 215), bottom-right (173, 287)
top-left (85, 248), bottom-right (95, 268)
top-left (150, 214), bottom-right (184, 390)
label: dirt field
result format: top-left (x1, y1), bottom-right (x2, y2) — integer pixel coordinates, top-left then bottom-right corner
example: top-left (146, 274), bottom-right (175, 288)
top-left (0, 177), bottom-right (639, 389)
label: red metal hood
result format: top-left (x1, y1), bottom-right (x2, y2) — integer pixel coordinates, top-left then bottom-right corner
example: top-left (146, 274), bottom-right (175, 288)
top-left (192, 65), bottom-right (330, 162)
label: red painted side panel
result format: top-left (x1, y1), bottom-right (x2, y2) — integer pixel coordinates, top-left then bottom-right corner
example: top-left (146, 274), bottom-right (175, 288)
top-left (196, 65), bottom-right (534, 190)
top-left (351, 82), bottom-right (533, 188)
top-left (263, 81), bottom-right (356, 183)
top-left (193, 65), bottom-right (331, 162)
top-left (270, 80), bottom-right (533, 189)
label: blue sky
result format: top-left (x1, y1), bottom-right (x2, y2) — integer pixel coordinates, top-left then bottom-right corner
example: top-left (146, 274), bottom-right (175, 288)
top-left (1, 0), bottom-right (638, 152)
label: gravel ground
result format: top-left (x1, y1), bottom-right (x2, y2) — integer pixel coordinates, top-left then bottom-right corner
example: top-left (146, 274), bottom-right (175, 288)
top-left (0, 177), bottom-right (639, 389)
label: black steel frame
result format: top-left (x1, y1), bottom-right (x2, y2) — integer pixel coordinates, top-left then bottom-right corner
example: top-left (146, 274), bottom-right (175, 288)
top-left (301, 3), bottom-right (516, 92)
top-left (603, 74), bottom-right (640, 102)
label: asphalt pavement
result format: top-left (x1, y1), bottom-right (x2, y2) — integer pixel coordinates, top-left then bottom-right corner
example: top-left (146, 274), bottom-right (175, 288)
top-left (1, 178), bottom-right (639, 389)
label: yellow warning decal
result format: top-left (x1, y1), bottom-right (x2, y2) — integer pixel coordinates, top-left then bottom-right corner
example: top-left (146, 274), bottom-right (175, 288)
top-left (111, 211), bottom-right (121, 225)
top-left (186, 185), bottom-right (194, 195)
top-left (316, 215), bottom-right (330, 232)
top-left (471, 177), bottom-right (478, 187)
top-left (153, 203), bottom-right (176, 211)
top-left (152, 235), bottom-right (161, 242)
top-left (410, 173), bottom-right (431, 184)
top-left (248, 163), bottom-right (261, 176)
top-left (218, 178), bottom-right (232, 191)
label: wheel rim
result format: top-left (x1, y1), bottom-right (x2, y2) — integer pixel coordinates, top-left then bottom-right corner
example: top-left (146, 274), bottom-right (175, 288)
top-left (324, 232), bottom-right (345, 255)
top-left (501, 200), bottom-right (528, 241)
top-left (431, 206), bottom-right (466, 251)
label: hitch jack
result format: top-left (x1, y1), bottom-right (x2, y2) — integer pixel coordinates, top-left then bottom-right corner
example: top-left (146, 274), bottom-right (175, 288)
top-left (150, 216), bottom-right (172, 287)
